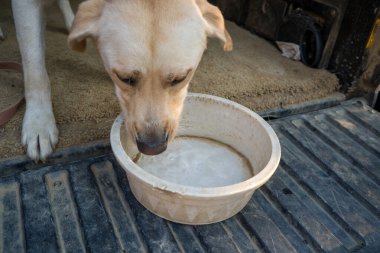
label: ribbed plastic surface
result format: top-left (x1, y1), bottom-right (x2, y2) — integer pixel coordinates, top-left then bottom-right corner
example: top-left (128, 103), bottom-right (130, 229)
top-left (0, 100), bottom-right (379, 252)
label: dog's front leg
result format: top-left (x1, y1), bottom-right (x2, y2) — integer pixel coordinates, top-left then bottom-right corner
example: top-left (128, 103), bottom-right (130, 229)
top-left (12, 0), bottom-right (58, 161)
top-left (57, 0), bottom-right (74, 31)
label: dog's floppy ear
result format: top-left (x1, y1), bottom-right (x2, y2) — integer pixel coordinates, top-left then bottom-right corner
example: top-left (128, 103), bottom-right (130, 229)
top-left (68, 0), bottom-right (104, 52)
top-left (195, 0), bottom-right (233, 51)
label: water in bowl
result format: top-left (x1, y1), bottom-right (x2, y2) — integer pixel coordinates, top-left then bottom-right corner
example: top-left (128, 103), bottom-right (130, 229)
top-left (136, 136), bottom-right (253, 187)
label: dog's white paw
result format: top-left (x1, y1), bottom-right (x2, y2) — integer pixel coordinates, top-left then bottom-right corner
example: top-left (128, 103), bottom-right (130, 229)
top-left (22, 108), bottom-right (58, 161)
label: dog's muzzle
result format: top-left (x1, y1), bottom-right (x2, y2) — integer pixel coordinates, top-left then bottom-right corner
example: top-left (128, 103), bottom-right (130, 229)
top-left (136, 133), bottom-right (168, 155)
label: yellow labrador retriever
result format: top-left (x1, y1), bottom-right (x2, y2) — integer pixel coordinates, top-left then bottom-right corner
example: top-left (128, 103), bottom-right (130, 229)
top-left (68, 0), bottom-right (232, 156)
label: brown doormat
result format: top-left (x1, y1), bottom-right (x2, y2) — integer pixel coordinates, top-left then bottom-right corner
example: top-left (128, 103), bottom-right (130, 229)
top-left (0, 0), bottom-right (339, 159)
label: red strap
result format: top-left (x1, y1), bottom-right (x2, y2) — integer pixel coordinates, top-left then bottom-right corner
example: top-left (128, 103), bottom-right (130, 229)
top-left (0, 61), bottom-right (24, 126)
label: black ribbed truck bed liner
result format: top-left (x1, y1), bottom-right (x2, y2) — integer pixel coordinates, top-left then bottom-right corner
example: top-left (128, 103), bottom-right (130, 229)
top-left (0, 99), bottom-right (379, 253)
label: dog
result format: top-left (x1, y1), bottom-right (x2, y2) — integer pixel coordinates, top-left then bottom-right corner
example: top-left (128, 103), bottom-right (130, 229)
top-left (13, 0), bottom-right (232, 161)
top-left (68, 0), bottom-right (232, 156)
top-left (12, 0), bottom-right (74, 161)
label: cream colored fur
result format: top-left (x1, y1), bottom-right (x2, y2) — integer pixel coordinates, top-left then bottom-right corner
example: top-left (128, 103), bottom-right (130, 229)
top-left (12, 0), bottom-right (74, 161)
top-left (68, 0), bottom-right (232, 154)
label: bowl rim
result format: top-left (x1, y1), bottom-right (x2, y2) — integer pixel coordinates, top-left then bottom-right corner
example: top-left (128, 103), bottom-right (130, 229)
top-left (110, 93), bottom-right (281, 198)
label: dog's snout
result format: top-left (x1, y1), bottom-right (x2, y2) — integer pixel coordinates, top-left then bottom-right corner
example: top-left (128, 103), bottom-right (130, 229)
top-left (136, 132), bottom-right (168, 155)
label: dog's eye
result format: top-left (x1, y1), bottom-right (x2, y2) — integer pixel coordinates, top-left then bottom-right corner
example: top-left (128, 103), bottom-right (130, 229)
top-left (171, 76), bottom-right (186, 86)
top-left (121, 77), bottom-right (137, 86)
top-left (169, 69), bottom-right (192, 87)
top-left (117, 74), bottom-right (137, 87)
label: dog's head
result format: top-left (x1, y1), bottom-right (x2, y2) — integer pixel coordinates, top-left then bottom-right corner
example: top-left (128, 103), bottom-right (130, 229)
top-left (68, 0), bottom-right (232, 155)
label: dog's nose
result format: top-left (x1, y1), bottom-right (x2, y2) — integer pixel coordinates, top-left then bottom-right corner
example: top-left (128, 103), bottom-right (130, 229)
top-left (136, 133), bottom-right (168, 155)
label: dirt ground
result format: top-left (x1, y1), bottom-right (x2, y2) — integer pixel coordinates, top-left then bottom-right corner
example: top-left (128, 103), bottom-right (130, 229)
top-left (0, 1), bottom-right (339, 159)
